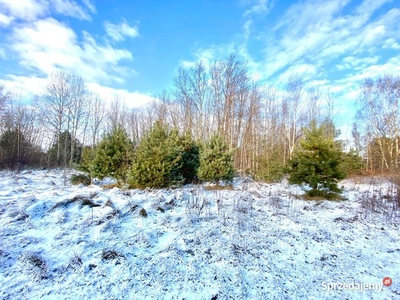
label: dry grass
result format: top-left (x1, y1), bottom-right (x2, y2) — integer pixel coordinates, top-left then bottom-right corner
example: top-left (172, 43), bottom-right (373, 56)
top-left (68, 252), bottom-right (83, 271)
top-left (139, 208), bottom-right (148, 217)
top-left (102, 182), bottom-right (121, 190)
top-left (302, 192), bottom-right (345, 201)
top-left (19, 252), bottom-right (47, 281)
top-left (101, 249), bottom-right (125, 261)
top-left (50, 195), bottom-right (100, 211)
top-left (356, 174), bottom-right (400, 224)
top-left (204, 184), bottom-right (234, 191)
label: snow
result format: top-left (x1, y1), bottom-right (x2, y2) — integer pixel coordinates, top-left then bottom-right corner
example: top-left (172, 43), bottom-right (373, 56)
top-left (0, 169), bottom-right (399, 299)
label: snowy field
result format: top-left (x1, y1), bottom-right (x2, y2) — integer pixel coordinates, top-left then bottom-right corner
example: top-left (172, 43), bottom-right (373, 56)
top-left (0, 169), bottom-right (399, 300)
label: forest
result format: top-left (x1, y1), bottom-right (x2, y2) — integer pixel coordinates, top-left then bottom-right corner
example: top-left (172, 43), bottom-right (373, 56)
top-left (0, 55), bottom-right (399, 184)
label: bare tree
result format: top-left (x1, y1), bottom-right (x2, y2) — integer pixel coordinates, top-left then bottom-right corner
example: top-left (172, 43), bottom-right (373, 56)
top-left (0, 85), bottom-right (11, 118)
top-left (39, 70), bottom-right (88, 166)
top-left (174, 62), bottom-right (210, 139)
top-left (86, 93), bottom-right (105, 147)
top-left (67, 74), bottom-right (87, 164)
top-left (107, 97), bottom-right (128, 131)
top-left (281, 74), bottom-right (305, 163)
top-left (39, 70), bottom-right (71, 165)
top-left (356, 75), bottom-right (400, 172)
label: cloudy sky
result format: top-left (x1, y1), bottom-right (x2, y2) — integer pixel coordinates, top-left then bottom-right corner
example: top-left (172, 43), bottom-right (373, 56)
top-left (0, 0), bottom-right (399, 114)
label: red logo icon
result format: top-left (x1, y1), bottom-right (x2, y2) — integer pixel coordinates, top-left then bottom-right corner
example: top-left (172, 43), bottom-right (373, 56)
top-left (383, 277), bottom-right (392, 287)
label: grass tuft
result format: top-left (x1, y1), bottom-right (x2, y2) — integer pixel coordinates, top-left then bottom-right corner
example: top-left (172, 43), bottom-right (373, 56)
top-left (19, 252), bottom-right (48, 281)
top-left (70, 174), bottom-right (91, 186)
top-left (51, 195), bottom-right (100, 211)
top-left (68, 252), bottom-right (83, 271)
top-left (204, 184), bottom-right (234, 191)
top-left (139, 208), bottom-right (148, 217)
top-left (303, 191), bottom-right (345, 201)
top-left (102, 182), bottom-right (121, 190)
top-left (101, 249), bottom-right (125, 262)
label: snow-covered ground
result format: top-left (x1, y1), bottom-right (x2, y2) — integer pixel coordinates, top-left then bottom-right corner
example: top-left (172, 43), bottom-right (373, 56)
top-left (0, 169), bottom-right (399, 300)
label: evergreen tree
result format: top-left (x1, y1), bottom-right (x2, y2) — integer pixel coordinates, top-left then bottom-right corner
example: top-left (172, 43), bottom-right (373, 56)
top-left (178, 133), bottom-right (200, 184)
top-left (0, 129), bottom-right (41, 168)
top-left (198, 134), bottom-right (235, 185)
top-left (340, 148), bottom-right (364, 175)
top-left (78, 145), bottom-right (95, 180)
top-left (90, 126), bottom-right (133, 182)
top-left (257, 145), bottom-right (285, 182)
top-left (287, 121), bottom-right (346, 197)
top-left (128, 121), bottom-right (184, 188)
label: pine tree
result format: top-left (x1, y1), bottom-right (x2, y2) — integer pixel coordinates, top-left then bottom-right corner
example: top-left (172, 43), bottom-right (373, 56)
top-left (90, 126), bottom-right (133, 183)
top-left (198, 134), bottom-right (235, 185)
top-left (128, 121), bottom-right (184, 188)
top-left (178, 133), bottom-right (200, 184)
top-left (78, 146), bottom-right (95, 180)
top-left (287, 121), bottom-right (346, 197)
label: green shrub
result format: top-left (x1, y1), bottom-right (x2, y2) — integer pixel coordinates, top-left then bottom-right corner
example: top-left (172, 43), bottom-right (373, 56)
top-left (90, 126), bottom-right (133, 183)
top-left (70, 173), bottom-right (91, 186)
top-left (128, 122), bottom-right (183, 188)
top-left (287, 121), bottom-right (346, 197)
top-left (198, 134), bottom-right (235, 185)
top-left (178, 133), bottom-right (200, 184)
top-left (256, 151), bottom-right (285, 183)
top-left (340, 149), bottom-right (364, 175)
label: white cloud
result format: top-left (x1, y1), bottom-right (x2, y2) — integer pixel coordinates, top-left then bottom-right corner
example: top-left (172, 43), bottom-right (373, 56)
top-left (0, 0), bottom-right (48, 21)
top-left (383, 38), bottom-right (400, 49)
top-left (0, 75), bottom-right (48, 96)
top-left (87, 82), bottom-right (154, 109)
top-left (0, 0), bottom-right (94, 22)
top-left (0, 0), bottom-right (151, 112)
top-left (104, 20), bottom-right (139, 42)
top-left (0, 75), bottom-right (153, 109)
top-left (0, 12), bottom-right (14, 26)
top-left (276, 63), bottom-right (317, 85)
top-left (180, 60), bottom-right (196, 69)
top-left (245, 0), bottom-right (400, 86)
top-left (244, 0), bottom-right (272, 16)
top-left (50, 0), bottom-right (92, 21)
top-left (339, 56), bottom-right (381, 71)
top-left (82, 0), bottom-right (96, 13)
top-left (10, 18), bottom-right (133, 84)
top-left (180, 43), bottom-right (235, 70)
top-left (343, 56), bottom-right (400, 82)
top-left (308, 79), bottom-right (329, 87)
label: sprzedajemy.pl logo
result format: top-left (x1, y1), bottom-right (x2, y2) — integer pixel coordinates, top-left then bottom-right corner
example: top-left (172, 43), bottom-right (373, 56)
top-left (322, 277), bottom-right (392, 292)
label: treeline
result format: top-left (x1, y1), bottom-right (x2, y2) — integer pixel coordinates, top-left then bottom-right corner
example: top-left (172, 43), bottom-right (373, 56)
top-left (0, 55), bottom-right (399, 179)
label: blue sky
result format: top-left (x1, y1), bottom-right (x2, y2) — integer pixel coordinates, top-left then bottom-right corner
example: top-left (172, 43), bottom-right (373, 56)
top-left (0, 0), bottom-right (399, 121)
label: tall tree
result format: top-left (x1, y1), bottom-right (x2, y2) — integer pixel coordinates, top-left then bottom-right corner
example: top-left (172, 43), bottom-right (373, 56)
top-left (355, 75), bottom-right (400, 172)
top-left (87, 93), bottom-right (106, 147)
top-left (281, 75), bottom-right (305, 164)
top-left (40, 70), bottom-right (88, 166)
top-left (40, 70), bottom-right (71, 166)
top-left (67, 75), bottom-right (88, 165)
